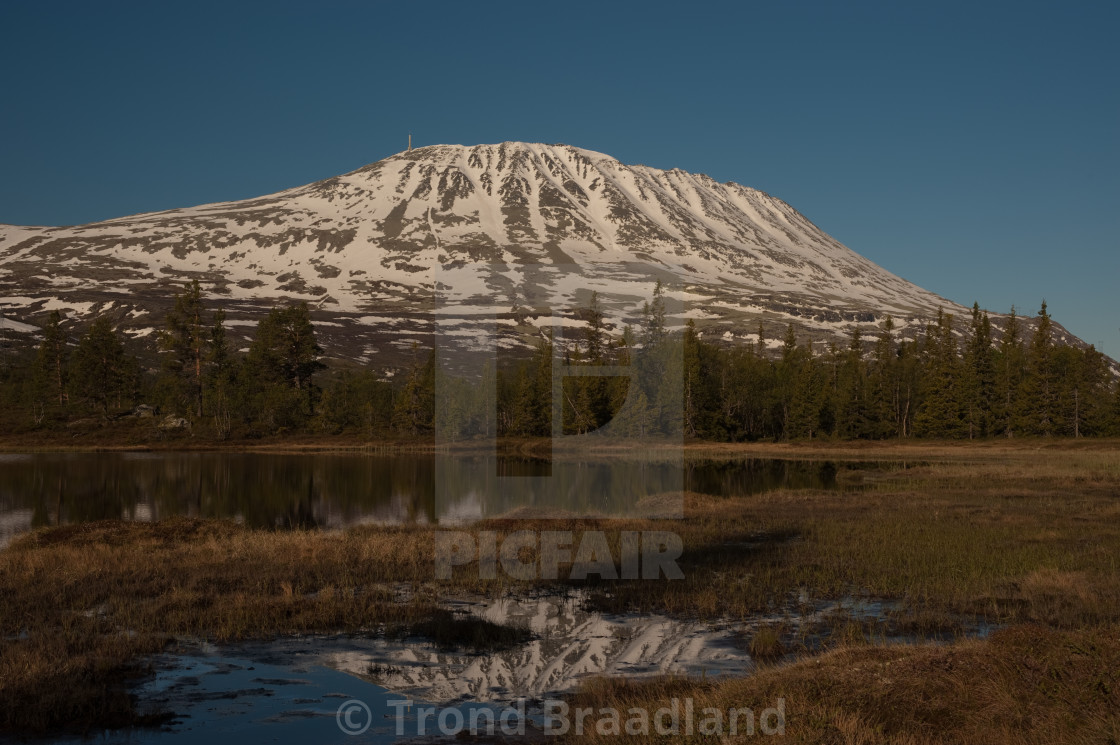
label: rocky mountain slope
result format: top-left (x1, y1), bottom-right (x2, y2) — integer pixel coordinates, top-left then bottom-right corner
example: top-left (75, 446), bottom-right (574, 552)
top-left (0, 142), bottom-right (1087, 365)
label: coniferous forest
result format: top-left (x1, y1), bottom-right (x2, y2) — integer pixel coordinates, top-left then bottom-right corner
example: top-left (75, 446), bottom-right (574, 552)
top-left (1, 280), bottom-right (1117, 443)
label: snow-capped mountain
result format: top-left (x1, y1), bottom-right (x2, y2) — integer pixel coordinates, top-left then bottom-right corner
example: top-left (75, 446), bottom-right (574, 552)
top-left (0, 142), bottom-right (1081, 362)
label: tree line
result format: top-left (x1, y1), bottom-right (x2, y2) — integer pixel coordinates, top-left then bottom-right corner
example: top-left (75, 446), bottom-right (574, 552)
top-left (677, 301), bottom-right (1117, 440)
top-left (0, 280), bottom-right (342, 439)
top-left (491, 289), bottom-right (1119, 441)
top-left (0, 280), bottom-right (1117, 441)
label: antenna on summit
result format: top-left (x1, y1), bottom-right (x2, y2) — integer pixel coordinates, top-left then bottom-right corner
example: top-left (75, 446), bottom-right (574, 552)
top-left (408, 132), bottom-right (412, 153)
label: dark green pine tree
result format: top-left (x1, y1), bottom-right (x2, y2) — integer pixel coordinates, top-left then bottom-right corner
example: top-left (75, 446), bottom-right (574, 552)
top-left (914, 309), bottom-right (967, 438)
top-left (641, 280), bottom-right (668, 347)
top-left (0, 342), bottom-right (34, 431)
top-left (1016, 302), bottom-right (1058, 436)
top-left (892, 338), bottom-right (921, 438)
top-left (583, 291), bottom-right (606, 363)
top-left (834, 326), bottom-right (872, 438)
top-left (773, 323), bottom-right (802, 439)
top-left (1081, 346), bottom-right (1115, 437)
top-left (635, 280), bottom-right (682, 437)
top-left (963, 303), bottom-right (997, 439)
top-left (317, 369), bottom-right (393, 437)
top-left (204, 309), bottom-right (236, 439)
top-left (683, 320), bottom-right (703, 438)
top-left (517, 334), bottom-right (554, 436)
top-left (1054, 343), bottom-right (1112, 437)
top-left (610, 326), bottom-right (653, 438)
top-left (579, 291), bottom-right (612, 430)
top-left (252, 304), bottom-right (324, 393)
top-left (995, 306), bottom-right (1026, 437)
top-left (244, 303), bottom-right (325, 431)
top-left (32, 310), bottom-right (69, 412)
top-left (867, 317), bottom-right (899, 439)
top-left (392, 347), bottom-right (435, 436)
top-left (651, 333), bottom-right (685, 438)
top-left (787, 340), bottom-right (825, 439)
top-left (817, 341), bottom-right (842, 437)
top-left (560, 317), bottom-right (596, 436)
top-left (563, 373), bottom-right (598, 435)
top-left (608, 325), bottom-right (638, 434)
top-left (69, 316), bottom-right (140, 414)
top-left (158, 279), bottom-right (209, 418)
top-left (1112, 378), bottom-right (1120, 437)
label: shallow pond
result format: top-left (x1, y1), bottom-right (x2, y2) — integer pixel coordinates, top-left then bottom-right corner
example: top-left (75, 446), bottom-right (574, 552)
top-left (75, 590), bottom-right (986, 743)
top-left (2, 452), bottom-right (940, 742)
top-left (0, 452), bottom-right (895, 546)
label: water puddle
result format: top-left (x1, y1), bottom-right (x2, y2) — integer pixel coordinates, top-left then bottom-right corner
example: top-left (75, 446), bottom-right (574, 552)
top-left (96, 591), bottom-right (995, 743)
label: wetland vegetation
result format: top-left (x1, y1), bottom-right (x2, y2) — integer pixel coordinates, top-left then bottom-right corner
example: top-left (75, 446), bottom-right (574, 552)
top-left (1, 442), bottom-right (1117, 742)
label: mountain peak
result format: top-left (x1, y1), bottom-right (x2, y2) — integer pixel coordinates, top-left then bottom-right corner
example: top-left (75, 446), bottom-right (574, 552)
top-left (392, 141), bottom-right (615, 161)
top-left (1, 141), bottom-right (976, 364)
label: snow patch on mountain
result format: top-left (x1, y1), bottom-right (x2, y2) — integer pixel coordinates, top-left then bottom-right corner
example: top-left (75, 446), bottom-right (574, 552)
top-left (1, 142), bottom-right (1096, 363)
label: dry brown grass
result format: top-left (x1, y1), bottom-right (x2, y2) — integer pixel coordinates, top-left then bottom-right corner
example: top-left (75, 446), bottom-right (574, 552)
top-left (561, 624), bottom-right (1120, 744)
top-left (683, 437), bottom-right (1120, 461)
top-left (571, 450), bottom-right (1120, 628)
top-left (0, 519), bottom-right (491, 735)
top-left (6, 433), bottom-right (1118, 457)
top-left (1, 445), bottom-right (1119, 738)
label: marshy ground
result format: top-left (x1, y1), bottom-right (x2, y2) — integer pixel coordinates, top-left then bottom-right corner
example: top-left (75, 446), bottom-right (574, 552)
top-left (1, 441), bottom-right (1118, 742)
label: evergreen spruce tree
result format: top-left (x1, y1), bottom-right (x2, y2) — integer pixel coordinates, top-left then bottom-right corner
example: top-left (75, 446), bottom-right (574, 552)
top-left (205, 309), bottom-right (236, 439)
top-left (158, 279), bottom-right (209, 417)
top-left (317, 369), bottom-right (393, 437)
top-left (69, 317), bottom-right (139, 414)
top-left (995, 306), bottom-right (1025, 437)
top-left (1112, 378), bottom-right (1120, 437)
top-left (788, 341), bottom-right (824, 439)
top-left (683, 320), bottom-right (702, 438)
top-left (244, 302), bottom-right (325, 431)
top-left (773, 323), bottom-right (802, 439)
top-left (1016, 302), bottom-right (1057, 436)
top-left (1078, 345), bottom-right (1114, 436)
top-left (1055, 344), bottom-right (1111, 437)
top-left (519, 334), bottom-right (554, 436)
top-left (641, 280), bottom-right (668, 346)
top-left (0, 344), bottom-right (35, 431)
top-left (584, 291), bottom-right (606, 363)
top-left (32, 310), bottom-right (69, 413)
top-left (608, 326), bottom-right (636, 433)
top-left (867, 317), bottom-right (899, 439)
top-left (611, 379), bottom-right (652, 437)
top-left (635, 280), bottom-right (682, 437)
top-left (914, 310), bottom-right (967, 438)
top-left (392, 347), bottom-right (435, 436)
top-left (892, 338), bottom-right (920, 438)
top-left (817, 341), bottom-right (842, 436)
top-left (652, 334), bottom-right (685, 438)
top-left (835, 326), bottom-right (871, 438)
top-left (964, 303), bottom-right (997, 438)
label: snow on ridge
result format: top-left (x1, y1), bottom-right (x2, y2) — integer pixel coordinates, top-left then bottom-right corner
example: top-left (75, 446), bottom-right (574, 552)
top-left (0, 141), bottom-right (994, 360)
top-left (0, 317), bottom-right (37, 333)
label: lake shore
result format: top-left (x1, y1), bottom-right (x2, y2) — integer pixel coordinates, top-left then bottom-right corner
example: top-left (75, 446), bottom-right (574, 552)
top-left (3, 429), bottom-right (1119, 457)
top-left (2, 447), bottom-right (1118, 741)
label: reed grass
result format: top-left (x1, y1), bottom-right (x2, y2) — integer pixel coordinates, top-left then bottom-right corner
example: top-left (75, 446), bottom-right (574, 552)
top-left (560, 623), bottom-right (1120, 744)
top-left (1, 443), bottom-right (1118, 738)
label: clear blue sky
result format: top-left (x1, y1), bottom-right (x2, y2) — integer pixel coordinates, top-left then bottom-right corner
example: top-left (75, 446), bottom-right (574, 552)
top-left (1, 0), bottom-right (1117, 352)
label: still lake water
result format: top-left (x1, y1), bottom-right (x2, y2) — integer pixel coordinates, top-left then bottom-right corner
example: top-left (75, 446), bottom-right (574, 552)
top-left (0, 452), bottom-right (861, 547)
top-left (2, 454), bottom-right (933, 743)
